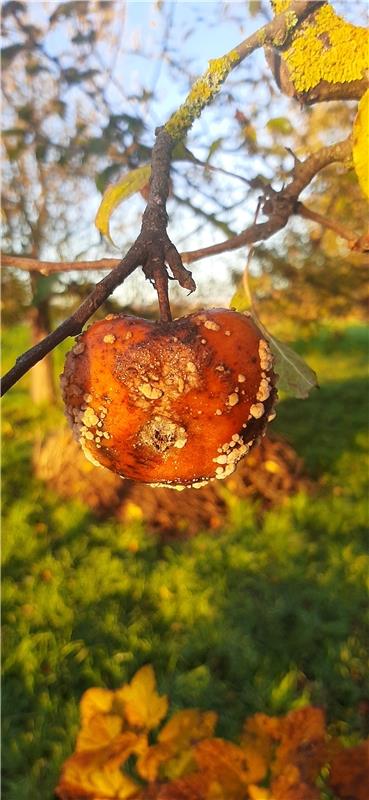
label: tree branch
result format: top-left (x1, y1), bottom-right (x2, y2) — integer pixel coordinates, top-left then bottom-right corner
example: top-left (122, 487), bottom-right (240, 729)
top-left (0, 0), bottom-right (329, 397)
top-left (165, 1), bottom-right (324, 142)
top-left (296, 202), bottom-right (358, 246)
top-left (2, 137), bottom-right (357, 281)
top-left (1, 254), bottom-right (121, 274)
top-left (181, 136), bottom-right (353, 263)
top-left (0, 247), bottom-right (142, 396)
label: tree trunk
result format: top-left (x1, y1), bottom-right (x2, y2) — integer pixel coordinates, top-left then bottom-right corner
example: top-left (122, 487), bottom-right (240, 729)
top-left (29, 274), bottom-right (56, 405)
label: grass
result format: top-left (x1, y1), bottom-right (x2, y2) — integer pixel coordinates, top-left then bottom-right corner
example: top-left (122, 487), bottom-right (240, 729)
top-left (2, 322), bottom-right (368, 799)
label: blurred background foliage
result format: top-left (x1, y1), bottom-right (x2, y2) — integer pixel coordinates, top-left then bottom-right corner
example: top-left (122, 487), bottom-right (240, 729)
top-left (1, 1), bottom-right (368, 799)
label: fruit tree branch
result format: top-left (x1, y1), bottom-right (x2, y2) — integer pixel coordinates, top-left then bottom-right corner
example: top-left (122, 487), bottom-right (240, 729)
top-left (296, 202), bottom-right (359, 246)
top-left (2, 137), bottom-right (356, 279)
top-left (181, 136), bottom-right (353, 263)
top-left (0, 253), bottom-right (120, 274)
top-left (0, 126), bottom-right (190, 394)
top-left (0, 1), bottom-right (327, 396)
top-left (164, 1), bottom-right (324, 142)
top-left (0, 248), bottom-right (142, 396)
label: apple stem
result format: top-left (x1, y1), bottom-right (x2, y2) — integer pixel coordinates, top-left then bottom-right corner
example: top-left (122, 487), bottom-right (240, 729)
top-left (153, 264), bottom-right (172, 322)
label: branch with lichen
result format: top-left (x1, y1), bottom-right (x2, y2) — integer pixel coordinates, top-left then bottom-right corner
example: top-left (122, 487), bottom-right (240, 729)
top-left (0, 0), bottom-right (349, 397)
top-left (266, 1), bottom-right (369, 104)
top-left (165, 1), bottom-right (324, 141)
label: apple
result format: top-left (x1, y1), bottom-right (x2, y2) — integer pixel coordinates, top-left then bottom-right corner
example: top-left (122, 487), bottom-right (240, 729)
top-left (61, 308), bottom-right (277, 489)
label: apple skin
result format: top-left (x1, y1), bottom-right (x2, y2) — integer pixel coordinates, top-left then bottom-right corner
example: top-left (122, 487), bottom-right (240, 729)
top-left (60, 308), bottom-right (277, 488)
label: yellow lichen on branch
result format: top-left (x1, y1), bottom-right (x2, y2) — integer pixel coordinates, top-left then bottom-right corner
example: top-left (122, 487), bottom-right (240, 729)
top-left (271, 2), bottom-right (368, 94)
top-left (165, 51), bottom-right (239, 142)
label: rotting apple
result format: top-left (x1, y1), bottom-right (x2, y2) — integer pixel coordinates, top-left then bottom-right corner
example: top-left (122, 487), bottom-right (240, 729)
top-left (61, 308), bottom-right (277, 489)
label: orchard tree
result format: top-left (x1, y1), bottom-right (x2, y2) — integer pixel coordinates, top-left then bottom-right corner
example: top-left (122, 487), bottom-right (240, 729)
top-left (1, 0), bottom-right (368, 482)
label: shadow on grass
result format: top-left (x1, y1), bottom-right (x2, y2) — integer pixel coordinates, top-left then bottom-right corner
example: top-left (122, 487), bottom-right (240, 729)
top-left (274, 376), bottom-right (368, 477)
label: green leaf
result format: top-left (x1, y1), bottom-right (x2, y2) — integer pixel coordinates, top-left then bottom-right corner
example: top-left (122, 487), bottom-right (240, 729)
top-left (95, 164), bottom-right (151, 245)
top-left (229, 281), bottom-right (252, 313)
top-left (267, 117), bottom-right (293, 135)
top-left (50, 1), bottom-right (88, 24)
top-left (206, 137), bottom-right (223, 163)
top-left (172, 142), bottom-right (199, 164)
top-left (95, 164), bottom-right (121, 194)
top-left (230, 288), bottom-right (318, 398)
top-left (256, 319), bottom-right (318, 399)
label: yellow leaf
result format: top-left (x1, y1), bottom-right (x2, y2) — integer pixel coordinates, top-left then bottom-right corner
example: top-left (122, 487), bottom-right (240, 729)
top-left (80, 687), bottom-right (115, 727)
top-left (76, 713), bottom-right (123, 753)
top-left (137, 741), bottom-right (173, 782)
top-left (55, 750), bottom-right (139, 799)
top-left (353, 89), bottom-right (369, 200)
top-left (137, 709), bottom-right (217, 782)
top-left (117, 664), bottom-right (168, 730)
top-left (95, 164), bottom-right (151, 245)
top-left (195, 738), bottom-right (261, 794)
top-left (248, 788), bottom-right (271, 800)
top-left (159, 709), bottom-right (217, 746)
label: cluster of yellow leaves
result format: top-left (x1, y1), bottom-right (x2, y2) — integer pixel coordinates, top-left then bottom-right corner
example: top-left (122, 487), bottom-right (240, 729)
top-left (56, 665), bottom-right (369, 800)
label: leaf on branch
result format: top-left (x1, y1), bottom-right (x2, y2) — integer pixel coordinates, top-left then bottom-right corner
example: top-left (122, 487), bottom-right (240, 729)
top-left (230, 281), bottom-right (252, 314)
top-left (264, 330), bottom-right (318, 399)
top-left (266, 117), bottom-right (293, 136)
top-left (116, 664), bottom-right (168, 731)
top-left (95, 165), bottom-right (151, 246)
top-left (230, 279), bottom-right (317, 398)
top-left (353, 89), bottom-right (369, 200)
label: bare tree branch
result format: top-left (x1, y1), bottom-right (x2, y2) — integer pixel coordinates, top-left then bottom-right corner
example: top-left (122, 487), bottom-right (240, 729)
top-left (0, 248), bottom-right (142, 396)
top-left (296, 202), bottom-right (359, 245)
top-left (1, 254), bottom-right (121, 274)
top-left (2, 137), bottom-right (356, 281)
top-left (181, 137), bottom-right (353, 263)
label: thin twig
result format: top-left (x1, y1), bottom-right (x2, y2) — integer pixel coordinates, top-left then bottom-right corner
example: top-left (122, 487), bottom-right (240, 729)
top-left (1, 246), bottom-right (142, 396)
top-left (181, 137), bottom-right (353, 263)
top-left (0, 254), bottom-right (121, 274)
top-left (2, 138), bottom-right (355, 279)
top-left (296, 202), bottom-right (358, 245)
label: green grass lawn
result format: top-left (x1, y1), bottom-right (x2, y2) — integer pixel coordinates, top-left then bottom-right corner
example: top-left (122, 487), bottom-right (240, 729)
top-left (2, 322), bottom-right (368, 799)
